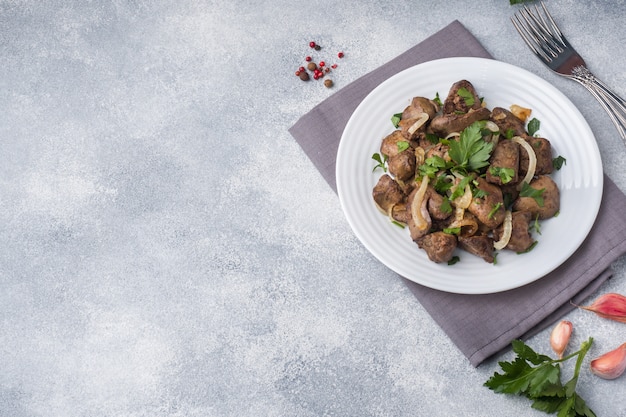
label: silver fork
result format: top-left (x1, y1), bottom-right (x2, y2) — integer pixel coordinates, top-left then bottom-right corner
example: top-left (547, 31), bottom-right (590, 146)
top-left (511, 2), bottom-right (626, 145)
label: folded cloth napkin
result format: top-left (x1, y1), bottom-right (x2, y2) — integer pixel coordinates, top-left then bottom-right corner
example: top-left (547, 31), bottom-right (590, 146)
top-left (289, 20), bottom-right (626, 367)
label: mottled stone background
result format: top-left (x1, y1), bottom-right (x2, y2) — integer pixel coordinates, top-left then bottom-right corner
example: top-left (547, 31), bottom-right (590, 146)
top-left (1, 0), bottom-right (625, 416)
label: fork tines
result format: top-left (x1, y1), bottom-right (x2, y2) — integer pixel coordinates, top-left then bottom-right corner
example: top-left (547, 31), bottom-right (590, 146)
top-left (511, 1), bottom-right (568, 64)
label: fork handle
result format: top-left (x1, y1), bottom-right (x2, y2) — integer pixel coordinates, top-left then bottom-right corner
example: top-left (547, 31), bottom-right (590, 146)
top-left (570, 66), bottom-right (626, 144)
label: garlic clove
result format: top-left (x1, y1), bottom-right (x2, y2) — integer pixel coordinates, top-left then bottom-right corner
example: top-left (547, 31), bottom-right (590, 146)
top-left (550, 320), bottom-right (573, 359)
top-left (578, 293), bottom-right (626, 323)
top-left (590, 343), bottom-right (626, 380)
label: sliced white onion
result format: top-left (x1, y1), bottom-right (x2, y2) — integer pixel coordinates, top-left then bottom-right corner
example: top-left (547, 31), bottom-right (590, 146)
top-left (493, 210), bottom-right (513, 250)
top-left (445, 132), bottom-right (460, 140)
top-left (451, 215), bottom-right (479, 237)
top-left (450, 174), bottom-right (472, 210)
top-left (410, 176), bottom-right (430, 231)
top-left (512, 136), bottom-right (537, 190)
top-left (484, 120), bottom-right (500, 146)
top-left (407, 113), bottom-right (429, 135)
top-left (484, 121), bottom-right (499, 133)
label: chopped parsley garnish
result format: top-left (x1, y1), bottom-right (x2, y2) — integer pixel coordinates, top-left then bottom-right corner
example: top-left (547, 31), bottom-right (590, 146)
top-left (504, 128), bottom-right (516, 139)
top-left (553, 155), bottom-right (566, 170)
top-left (449, 175), bottom-right (473, 201)
top-left (419, 155), bottom-right (447, 178)
top-left (487, 202), bottom-right (502, 219)
top-left (371, 152), bottom-right (388, 172)
top-left (527, 117), bottom-right (541, 136)
top-left (433, 92), bottom-right (442, 107)
top-left (489, 166), bottom-right (515, 184)
top-left (519, 182), bottom-right (545, 207)
top-left (457, 87), bottom-right (475, 107)
top-left (439, 197), bottom-right (453, 214)
top-left (447, 255), bottom-right (460, 265)
top-left (443, 227), bottom-right (461, 235)
top-left (425, 133), bottom-right (440, 144)
top-left (433, 173), bottom-right (454, 194)
top-left (391, 112), bottom-right (402, 128)
top-left (397, 140), bottom-right (410, 153)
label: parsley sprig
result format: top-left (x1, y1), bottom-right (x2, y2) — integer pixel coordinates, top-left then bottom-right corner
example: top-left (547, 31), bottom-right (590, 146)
top-left (485, 338), bottom-right (596, 417)
top-left (447, 121), bottom-right (493, 173)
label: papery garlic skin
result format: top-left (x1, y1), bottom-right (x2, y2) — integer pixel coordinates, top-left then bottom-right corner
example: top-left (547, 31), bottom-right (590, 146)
top-left (580, 293), bottom-right (626, 323)
top-left (590, 343), bottom-right (626, 380)
top-left (550, 320), bottom-right (573, 359)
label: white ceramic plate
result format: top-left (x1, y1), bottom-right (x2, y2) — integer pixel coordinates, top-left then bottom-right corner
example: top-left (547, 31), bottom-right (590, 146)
top-left (337, 57), bottom-right (603, 294)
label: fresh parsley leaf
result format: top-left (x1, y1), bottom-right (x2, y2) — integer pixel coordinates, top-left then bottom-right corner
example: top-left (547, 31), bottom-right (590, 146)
top-left (419, 155), bottom-right (447, 179)
top-left (487, 202), bottom-right (502, 219)
top-left (519, 182), bottom-right (545, 207)
top-left (439, 197), bottom-right (453, 214)
top-left (391, 112), bottom-right (402, 128)
top-left (397, 140), bottom-right (410, 153)
top-left (433, 173), bottom-right (453, 194)
top-left (489, 166), bottom-right (515, 184)
top-left (527, 117), bottom-right (541, 136)
top-left (425, 133), bottom-right (440, 144)
top-left (457, 87), bottom-right (475, 107)
top-left (553, 155), bottom-right (566, 170)
top-left (433, 92), bottom-right (442, 107)
top-left (372, 152), bottom-right (388, 172)
top-left (450, 175), bottom-right (472, 201)
top-left (530, 215), bottom-right (541, 235)
top-left (473, 188), bottom-right (488, 199)
top-left (448, 121), bottom-right (493, 172)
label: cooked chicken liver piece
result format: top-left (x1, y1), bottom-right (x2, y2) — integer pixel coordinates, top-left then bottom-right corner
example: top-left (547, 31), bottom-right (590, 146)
top-left (467, 177), bottom-right (506, 229)
top-left (519, 136), bottom-right (554, 176)
top-left (417, 231), bottom-right (457, 263)
top-left (388, 149), bottom-right (416, 182)
top-left (429, 107), bottom-right (491, 138)
top-left (458, 235), bottom-right (494, 263)
top-left (442, 80), bottom-right (483, 114)
top-left (372, 174), bottom-right (405, 213)
top-left (496, 210), bottom-right (535, 253)
top-left (490, 107), bottom-right (527, 138)
top-left (512, 175), bottom-right (560, 220)
top-left (380, 130), bottom-right (407, 158)
top-left (486, 139), bottom-right (520, 186)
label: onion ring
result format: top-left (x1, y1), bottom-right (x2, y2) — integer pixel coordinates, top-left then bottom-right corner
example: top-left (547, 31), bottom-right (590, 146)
top-left (410, 176), bottom-right (430, 232)
top-left (512, 136), bottom-right (537, 190)
top-left (494, 210), bottom-right (513, 250)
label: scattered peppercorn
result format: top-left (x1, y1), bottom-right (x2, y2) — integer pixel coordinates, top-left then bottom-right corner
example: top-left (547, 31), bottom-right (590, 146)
top-left (296, 41), bottom-right (345, 87)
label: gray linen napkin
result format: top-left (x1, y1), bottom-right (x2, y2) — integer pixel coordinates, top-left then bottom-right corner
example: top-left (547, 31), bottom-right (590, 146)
top-left (288, 20), bottom-right (626, 367)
